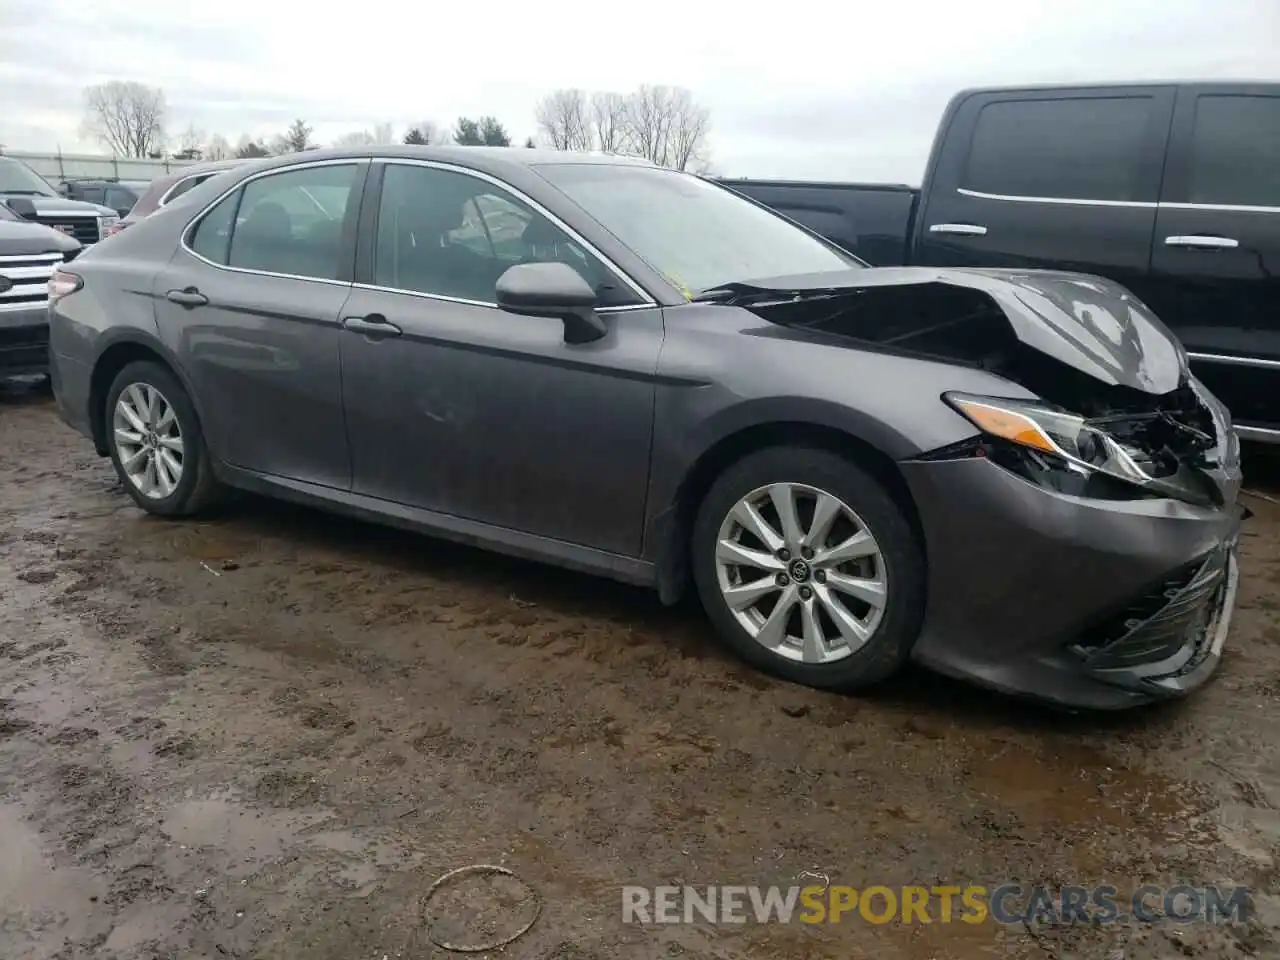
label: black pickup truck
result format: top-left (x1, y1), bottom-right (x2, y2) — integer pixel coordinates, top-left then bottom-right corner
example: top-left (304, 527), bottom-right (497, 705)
top-left (721, 81), bottom-right (1280, 441)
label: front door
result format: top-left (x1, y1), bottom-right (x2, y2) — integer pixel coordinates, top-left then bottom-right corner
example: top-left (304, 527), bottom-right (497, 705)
top-left (338, 160), bottom-right (662, 557)
top-left (153, 160), bottom-right (366, 489)
top-left (1146, 85), bottom-right (1280, 432)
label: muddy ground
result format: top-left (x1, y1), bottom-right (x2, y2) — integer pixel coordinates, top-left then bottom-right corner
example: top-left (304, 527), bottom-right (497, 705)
top-left (2, 378), bottom-right (1280, 960)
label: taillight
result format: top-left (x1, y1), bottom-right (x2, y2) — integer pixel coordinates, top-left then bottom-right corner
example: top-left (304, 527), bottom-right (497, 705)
top-left (48, 270), bottom-right (83, 302)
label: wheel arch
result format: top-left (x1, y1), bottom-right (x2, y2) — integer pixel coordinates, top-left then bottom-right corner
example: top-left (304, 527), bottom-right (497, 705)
top-left (648, 420), bottom-right (926, 606)
top-left (88, 331), bottom-right (202, 457)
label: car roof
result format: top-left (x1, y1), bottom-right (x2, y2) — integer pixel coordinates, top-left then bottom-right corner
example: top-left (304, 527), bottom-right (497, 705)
top-left (952, 79), bottom-right (1280, 98)
top-left (241, 145), bottom-right (658, 180)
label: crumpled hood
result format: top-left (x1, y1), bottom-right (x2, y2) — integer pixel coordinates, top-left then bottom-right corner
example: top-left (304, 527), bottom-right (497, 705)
top-left (0, 218), bottom-right (80, 256)
top-left (1, 193), bottom-right (115, 217)
top-left (705, 266), bottom-right (1186, 395)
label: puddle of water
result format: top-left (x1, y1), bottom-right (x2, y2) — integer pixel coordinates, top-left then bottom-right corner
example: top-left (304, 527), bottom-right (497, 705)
top-left (966, 741), bottom-right (1201, 832)
top-left (160, 796), bottom-right (326, 877)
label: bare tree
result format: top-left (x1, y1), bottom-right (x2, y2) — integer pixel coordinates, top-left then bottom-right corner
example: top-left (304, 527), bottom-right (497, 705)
top-left (205, 134), bottom-right (232, 161)
top-left (403, 121), bottom-right (441, 145)
top-left (81, 81), bottom-right (166, 158)
top-left (621, 85), bottom-right (710, 171)
top-left (590, 91), bottom-right (629, 154)
top-left (371, 122), bottom-right (396, 145)
top-left (333, 130), bottom-right (376, 148)
top-left (535, 89), bottom-right (592, 151)
top-left (171, 123), bottom-right (204, 160)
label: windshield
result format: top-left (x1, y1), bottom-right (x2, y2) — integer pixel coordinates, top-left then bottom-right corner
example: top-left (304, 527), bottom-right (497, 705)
top-left (0, 158), bottom-right (57, 197)
top-left (536, 163), bottom-right (860, 295)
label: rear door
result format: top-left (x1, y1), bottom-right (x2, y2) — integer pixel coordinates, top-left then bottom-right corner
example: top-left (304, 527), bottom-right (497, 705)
top-left (914, 87), bottom-right (1175, 303)
top-left (151, 159), bottom-right (367, 489)
top-left (1147, 84), bottom-right (1280, 433)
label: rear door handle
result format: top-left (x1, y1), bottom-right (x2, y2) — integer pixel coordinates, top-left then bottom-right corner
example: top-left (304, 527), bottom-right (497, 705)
top-left (342, 314), bottom-right (402, 337)
top-left (1165, 235), bottom-right (1239, 250)
top-left (928, 223), bottom-right (988, 236)
top-left (165, 287), bottom-right (208, 307)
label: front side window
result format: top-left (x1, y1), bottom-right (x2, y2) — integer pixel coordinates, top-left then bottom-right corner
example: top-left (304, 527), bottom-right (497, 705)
top-left (226, 164), bottom-right (359, 280)
top-left (963, 96), bottom-right (1155, 203)
top-left (373, 163), bottom-right (641, 306)
top-left (535, 163), bottom-right (858, 296)
top-left (1186, 95), bottom-right (1280, 207)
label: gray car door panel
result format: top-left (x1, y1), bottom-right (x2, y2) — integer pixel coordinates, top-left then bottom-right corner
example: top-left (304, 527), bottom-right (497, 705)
top-left (338, 289), bottom-right (663, 557)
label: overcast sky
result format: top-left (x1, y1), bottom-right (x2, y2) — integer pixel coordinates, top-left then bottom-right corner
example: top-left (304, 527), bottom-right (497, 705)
top-left (1, 0), bottom-right (1276, 182)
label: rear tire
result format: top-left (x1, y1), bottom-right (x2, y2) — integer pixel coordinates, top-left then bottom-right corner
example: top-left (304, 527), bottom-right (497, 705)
top-left (104, 360), bottom-right (224, 516)
top-left (691, 446), bottom-right (925, 690)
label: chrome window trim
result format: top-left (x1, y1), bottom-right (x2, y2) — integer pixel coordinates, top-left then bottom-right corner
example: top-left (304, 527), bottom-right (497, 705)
top-left (178, 158), bottom-right (366, 284)
top-left (159, 170), bottom-right (213, 208)
top-left (958, 187), bottom-right (1280, 215)
top-left (1161, 201), bottom-right (1280, 215)
top-left (372, 156), bottom-right (657, 307)
top-left (178, 155), bottom-right (659, 307)
top-left (956, 187), bottom-right (1157, 209)
top-left (1236, 425), bottom-right (1280, 443)
top-left (349, 280), bottom-right (656, 314)
top-left (1187, 352), bottom-right (1280, 371)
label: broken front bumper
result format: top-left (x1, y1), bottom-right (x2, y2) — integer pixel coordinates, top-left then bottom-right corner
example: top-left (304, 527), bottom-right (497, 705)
top-left (899, 455), bottom-right (1245, 710)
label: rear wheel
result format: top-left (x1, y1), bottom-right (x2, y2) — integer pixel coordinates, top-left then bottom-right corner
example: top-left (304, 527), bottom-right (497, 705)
top-left (691, 446), bottom-right (925, 690)
top-left (104, 360), bottom-right (224, 516)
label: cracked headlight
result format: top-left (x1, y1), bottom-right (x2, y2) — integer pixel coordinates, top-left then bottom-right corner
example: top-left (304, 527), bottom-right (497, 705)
top-left (943, 392), bottom-right (1220, 506)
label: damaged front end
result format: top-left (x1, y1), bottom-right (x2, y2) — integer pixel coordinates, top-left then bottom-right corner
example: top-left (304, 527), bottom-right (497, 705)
top-left (698, 267), bottom-right (1241, 508)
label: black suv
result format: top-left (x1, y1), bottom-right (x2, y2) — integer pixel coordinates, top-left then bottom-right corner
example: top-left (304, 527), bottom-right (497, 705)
top-left (60, 179), bottom-right (151, 218)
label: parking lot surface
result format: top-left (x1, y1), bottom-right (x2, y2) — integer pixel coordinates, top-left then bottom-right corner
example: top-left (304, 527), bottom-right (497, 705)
top-left (2, 379), bottom-right (1280, 959)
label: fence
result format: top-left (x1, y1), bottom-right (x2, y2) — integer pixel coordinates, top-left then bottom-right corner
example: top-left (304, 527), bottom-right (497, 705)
top-left (0, 149), bottom-right (200, 183)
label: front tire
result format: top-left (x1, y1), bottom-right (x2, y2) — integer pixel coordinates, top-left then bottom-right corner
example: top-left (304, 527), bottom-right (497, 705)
top-left (104, 360), bottom-right (223, 516)
top-left (691, 446), bottom-right (925, 691)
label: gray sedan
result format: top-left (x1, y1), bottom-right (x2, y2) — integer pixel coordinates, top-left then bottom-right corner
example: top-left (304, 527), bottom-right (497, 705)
top-left (46, 147), bottom-right (1245, 709)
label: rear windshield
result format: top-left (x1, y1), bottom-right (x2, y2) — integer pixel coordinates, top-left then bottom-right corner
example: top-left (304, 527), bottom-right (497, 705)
top-left (535, 163), bottom-right (859, 296)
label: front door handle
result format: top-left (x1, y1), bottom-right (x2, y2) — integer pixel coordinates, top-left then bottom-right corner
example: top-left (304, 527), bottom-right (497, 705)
top-left (928, 222), bottom-right (988, 236)
top-left (1165, 235), bottom-right (1239, 250)
top-left (165, 287), bottom-right (208, 307)
top-left (342, 314), bottom-right (402, 338)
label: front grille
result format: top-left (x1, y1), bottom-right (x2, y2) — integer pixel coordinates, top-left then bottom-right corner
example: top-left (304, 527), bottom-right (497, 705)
top-left (0, 251), bottom-right (61, 314)
top-left (1070, 545), bottom-right (1231, 678)
top-left (33, 216), bottom-right (100, 245)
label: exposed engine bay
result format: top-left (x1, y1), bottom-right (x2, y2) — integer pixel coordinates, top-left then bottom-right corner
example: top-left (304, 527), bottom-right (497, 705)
top-left (696, 268), bottom-right (1237, 507)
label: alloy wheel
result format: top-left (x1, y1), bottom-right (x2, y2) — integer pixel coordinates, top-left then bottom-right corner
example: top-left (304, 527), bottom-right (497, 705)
top-left (714, 482), bottom-right (888, 664)
top-left (113, 383), bottom-right (185, 500)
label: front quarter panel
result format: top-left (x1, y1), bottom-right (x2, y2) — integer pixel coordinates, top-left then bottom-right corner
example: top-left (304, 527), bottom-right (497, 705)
top-left (645, 302), bottom-right (1039, 525)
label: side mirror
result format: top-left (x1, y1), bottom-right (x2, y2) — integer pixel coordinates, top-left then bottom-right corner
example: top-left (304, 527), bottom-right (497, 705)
top-left (496, 261), bottom-right (606, 344)
top-left (5, 197), bottom-right (38, 220)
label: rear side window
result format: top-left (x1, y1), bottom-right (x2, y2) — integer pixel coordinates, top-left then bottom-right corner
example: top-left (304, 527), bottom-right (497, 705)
top-left (226, 164), bottom-right (359, 281)
top-left (1186, 95), bottom-right (1280, 207)
top-left (188, 191), bottom-right (239, 264)
top-left (963, 97), bottom-right (1155, 202)
top-left (163, 174), bottom-right (209, 206)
